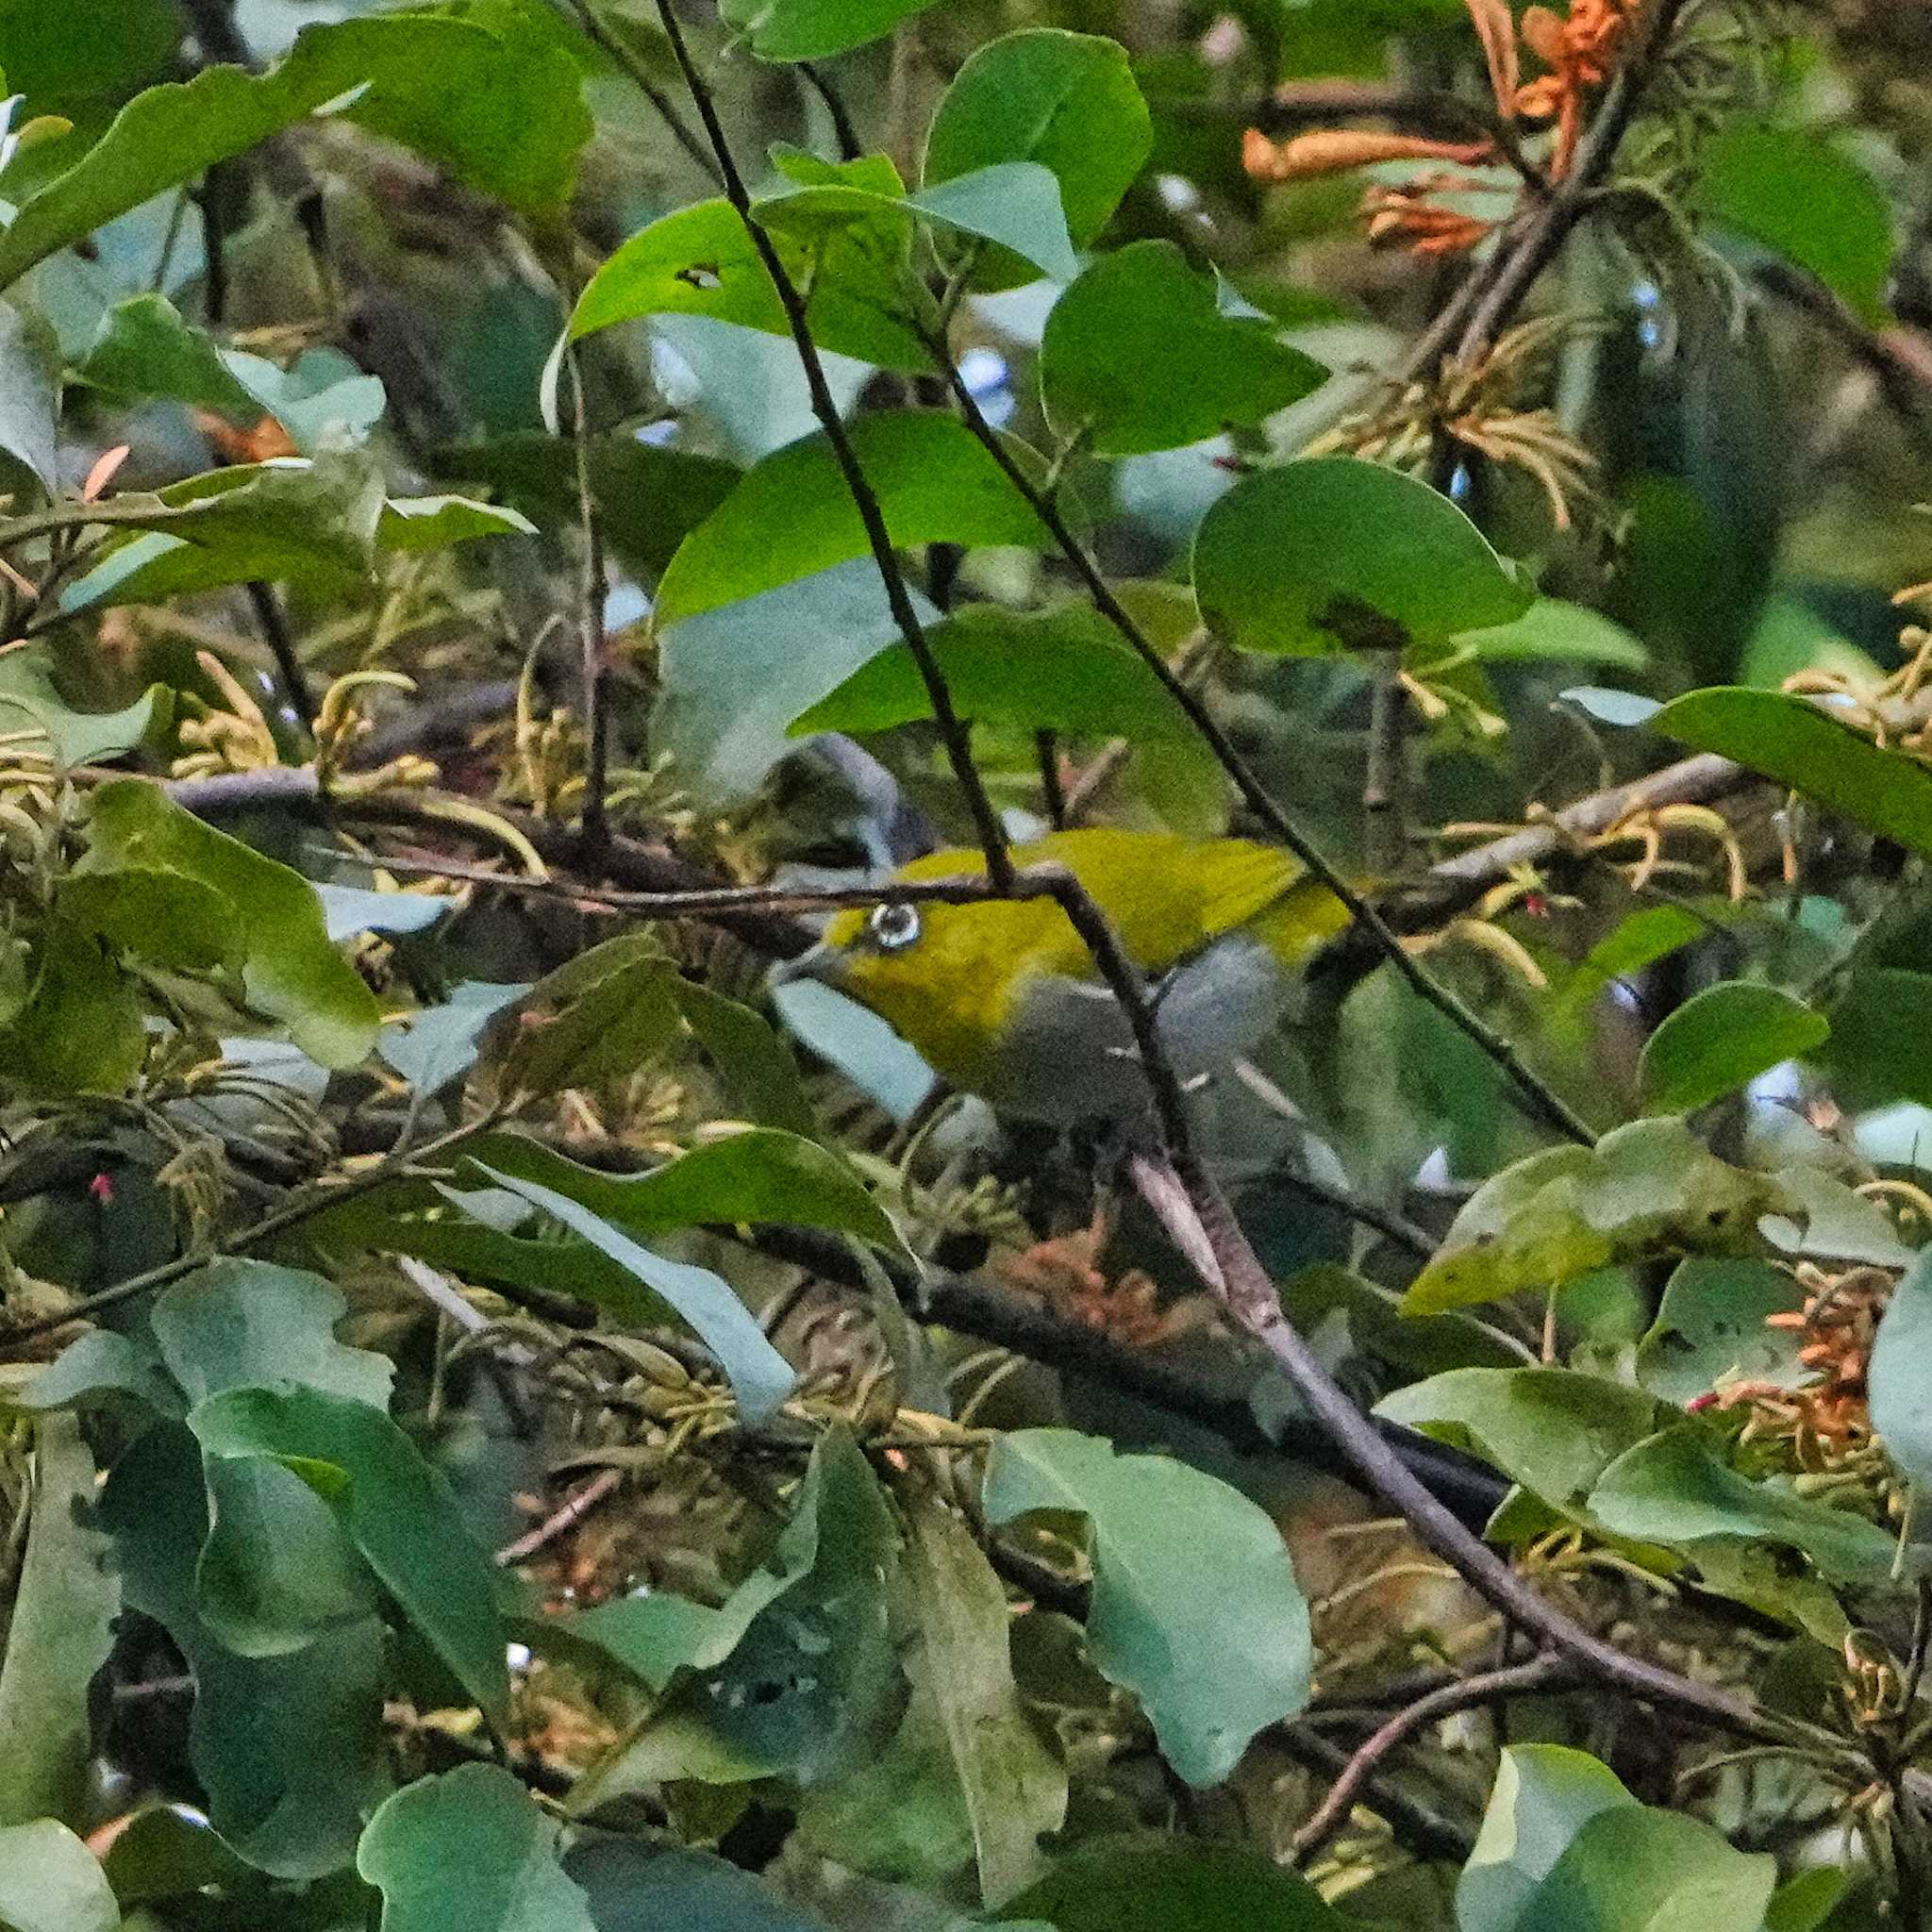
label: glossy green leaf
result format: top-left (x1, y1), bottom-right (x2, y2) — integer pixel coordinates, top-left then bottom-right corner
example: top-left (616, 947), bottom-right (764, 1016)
top-left (1820, 966), bottom-right (1932, 1108)
top-left (1457, 1745), bottom-right (1638, 1932)
top-left (903, 1494), bottom-right (1068, 1906)
top-left (189, 1385), bottom-right (510, 1727)
top-left (789, 601), bottom-right (1220, 808)
top-left (981, 1428), bottom-right (1309, 1786)
top-left (656, 412), bottom-right (1054, 626)
top-left (1653, 686), bottom-right (1932, 859)
top-left (0, 650), bottom-right (168, 768)
top-left (1400, 1119), bottom-right (1780, 1314)
top-left (96, 1806), bottom-right (260, 1907)
top-left (358, 1765), bottom-right (594, 1932)
top-left (1587, 1424), bottom-right (1902, 1582)
top-left (0, 14), bottom-right (590, 291)
top-left (472, 1163), bottom-right (798, 1424)
top-left (1637, 983), bottom-right (1829, 1114)
top-left (0, 298), bottom-right (59, 492)
top-left (1453, 600), bottom-right (1650, 671)
top-left (78, 778), bottom-right (380, 1068)
top-left (923, 30), bottom-right (1151, 291)
top-left (1040, 242), bottom-right (1325, 455)
top-left (720, 0), bottom-right (937, 59)
top-left (1374, 1370), bottom-right (1666, 1514)
top-left (0, 1417), bottom-right (118, 1828)
top-left (562, 1844), bottom-right (833, 1932)
top-left (0, 920), bottom-right (146, 1095)
top-left (1007, 1838), bottom-right (1344, 1932)
top-left (1514, 1801), bottom-right (1775, 1932)
top-left (100, 1420), bottom-right (391, 1880)
top-left (0, 1822), bottom-right (120, 1932)
top-left (1698, 123), bottom-right (1893, 324)
top-left (1871, 1248), bottom-right (1932, 1492)
top-left (569, 195), bottom-right (928, 373)
top-left (1192, 458), bottom-right (1533, 658)
top-left (1635, 1258), bottom-right (1807, 1407)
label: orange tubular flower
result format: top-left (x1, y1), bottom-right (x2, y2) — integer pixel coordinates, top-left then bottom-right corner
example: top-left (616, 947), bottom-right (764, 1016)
top-left (1241, 127), bottom-right (1495, 182)
top-left (1516, 0), bottom-right (1644, 175)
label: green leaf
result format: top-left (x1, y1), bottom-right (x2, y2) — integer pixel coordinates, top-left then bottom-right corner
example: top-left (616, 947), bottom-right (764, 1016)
top-left (0, 1418), bottom-right (119, 1828)
top-left (1040, 242), bottom-right (1325, 456)
top-left (377, 493), bottom-right (535, 551)
top-left (1635, 1258), bottom-right (1807, 1407)
top-left (1637, 983), bottom-right (1829, 1114)
top-left (1400, 1119), bottom-right (1780, 1314)
top-left (58, 868), bottom-right (240, 974)
top-left (1820, 966), bottom-right (1932, 1108)
top-left (562, 1845), bottom-right (833, 1932)
top-left (981, 1429), bottom-right (1309, 1786)
top-left (902, 1495), bottom-right (1068, 1907)
top-left (1757, 1163), bottom-right (1915, 1267)
top-left (569, 195), bottom-right (928, 373)
top-left (0, 1822), bottom-right (120, 1932)
top-left (472, 1162), bottom-right (799, 1424)
top-left (0, 648), bottom-right (168, 768)
top-left (720, 0), bottom-right (937, 59)
top-left (666, 982), bottom-right (821, 1138)
top-left (1452, 600), bottom-right (1650, 671)
top-left (96, 1807), bottom-right (260, 1907)
top-left (0, 14), bottom-right (591, 291)
top-left (79, 778), bottom-right (380, 1068)
top-left (1652, 687), bottom-right (1932, 859)
top-left (571, 1429), bottom-right (904, 1798)
top-left (923, 30), bottom-right (1151, 291)
top-left (1374, 1370), bottom-right (1666, 1515)
top-left (1457, 1745), bottom-right (1637, 1932)
top-left (491, 935), bottom-right (683, 1097)
top-left (1871, 1247), bottom-right (1932, 1493)
top-left (14, 1331), bottom-right (181, 1419)
top-left (1192, 458), bottom-right (1533, 658)
top-left (358, 1765), bottom-right (595, 1932)
top-left (1513, 1802), bottom-right (1775, 1932)
top-left (1698, 123), bottom-right (1893, 325)
top-left (0, 298), bottom-right (60, 493)
top-left (99, 1420), bottom-right (391, 1880)
top-left (1586, 1424), bottom-right (1902, 1583)
top-left (1006, 1838), bottom-right (1345, 1932)
top-left (788, 601), bottom-right (1220, 813)
top-left (655, 412), bottom-right (1054, 626)
top-left (0, 920), bottom-right (146, 1095)
top-left (189, 1385), bottom-right (510, 1727)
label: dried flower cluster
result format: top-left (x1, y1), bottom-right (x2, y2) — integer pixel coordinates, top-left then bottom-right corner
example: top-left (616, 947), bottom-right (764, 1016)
top-left (1243, 0), bottom-right (1650, 253)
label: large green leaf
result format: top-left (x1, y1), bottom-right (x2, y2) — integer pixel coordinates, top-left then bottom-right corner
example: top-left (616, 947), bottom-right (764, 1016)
top-left (78, 778), bottom-right (379, 1068)
top-left (1586, 1424), bottom-right (1903, 1583)
top-left (0, 919), bottom-right (147, 1094)
top-left (1653, 686), bottom-right (1932, 859)
top-left (0, 1418), bottom-right (119, 1829)
top-left (1637, 982), bottom-right (1829, 1115)
top-left (1452, 599), bottom-right (1650, 670)
top-left (902, 1495), bottom-right (1068, 1906)
top-left (789, 601), bottom-right (1221, 812)
top-left (655, 412), bottom-right (1055, 626)
top-left (1192, 458), bottom-right (1533, 658)
top-left (1374, 1370), bottom-right (1666, 1515)
top-left (1635, 1258), bottom-right (1807, 1407)
top-left (1871, 1248), bottom-right (1932, 1494)
top-left (1457, 1745), bottom-right (1637, 1932)
top-left (100, 1420), bottom-right (391, 1880)
top-left (719, 0), bottom-right (938, 60)
top-left (472, 1163), bottom-right (799, 1425)
top-left (562, 1845), bottom-right (834, 1932)
top-left (357, 1766), bottom-right (595, 1932)
top-left (1400, 1119), bottom-right (1781, 1315)
top-left (1040, 242), bottom-right (1325, 455)
top-left (0, 648), bottom-right (168, 767)
top-left (1007, 1838), bottom-right (1344, 1932)
top-left (980, 1429), bottom-right (1308, 1786)
top-left (0, 1823), bottom-right (121, 1932)
top-left (1513, 1803), bottom-right (1774, 1932)
top-left (0, 298), bottom-right (59, 493)
top-left (0, 13), bottom-right (589, 291)
top-left (570, 196), bottom-right (928, 373)
top-left (467, 1125), bottom-right (901, 1253)
top-left (923, 30), bottom-right (1151, 291)
top-left (1821, 966), bottom-right (1932, 1108)
top-left (1698, 123), bottom-right (1893, 325)
top-left (189, 1386), bottom-right (510, 1728)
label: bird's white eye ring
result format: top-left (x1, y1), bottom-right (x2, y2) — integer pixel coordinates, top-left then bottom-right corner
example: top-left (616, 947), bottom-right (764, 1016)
top-left (869, 901), bottom-right (922, 951)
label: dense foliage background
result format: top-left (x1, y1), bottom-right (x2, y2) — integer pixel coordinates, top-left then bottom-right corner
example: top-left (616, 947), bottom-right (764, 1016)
top-left (10, 0), bottom-right (1932, 1926)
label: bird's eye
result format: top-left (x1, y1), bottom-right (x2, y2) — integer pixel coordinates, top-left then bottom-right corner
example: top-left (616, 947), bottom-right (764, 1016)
top-left (869, 901), bottom-right (922, 951)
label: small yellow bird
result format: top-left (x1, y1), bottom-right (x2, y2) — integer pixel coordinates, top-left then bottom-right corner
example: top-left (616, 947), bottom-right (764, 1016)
top-left (779, 828), bottom-right (1352, 1124)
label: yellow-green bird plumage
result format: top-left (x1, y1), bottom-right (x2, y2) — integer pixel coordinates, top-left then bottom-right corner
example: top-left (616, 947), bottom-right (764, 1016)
top-left (801, 829), bottom-right (1351, 1121)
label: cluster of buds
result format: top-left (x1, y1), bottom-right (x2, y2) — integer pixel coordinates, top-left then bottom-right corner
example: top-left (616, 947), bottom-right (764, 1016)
top-left (1242, 0), bottom-right (1649, 254)
top-left (1000, 1221), bottom-right (1208, 1349)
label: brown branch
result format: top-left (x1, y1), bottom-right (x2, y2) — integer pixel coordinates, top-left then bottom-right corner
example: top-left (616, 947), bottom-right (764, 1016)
top-left (494, 1468), bottom-right (623, 1566)
top-left (1291, 1654), bottom-right (1576, 1862)
top-left (1270, 1724), bottom-right (1476, 1862)
top-left (643, 0), bottom-right (1017, 894)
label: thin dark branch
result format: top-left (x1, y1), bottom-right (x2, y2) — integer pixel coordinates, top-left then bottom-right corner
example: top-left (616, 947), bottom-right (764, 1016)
top-left (565, 346), bottom-right (610, 852)
top-left (1036, 728), bottom-right (1068, 829)
top-left (920, 335), bottom-right (1595, 1145)
top-left (799, 60), bottom-right (864, 163)
top-left (645, 0), bottom-right (1017, 892)
top-left (1291, 1655), bottom-right (1576, 1862)
top-left (1271, 1724), bottom-right (1475, 1863)
top-left (1363, 650), bottom-right (1407, 872)
top-left (244, 579), bottom-right (315, 731)
top-left (549, 0), bottom-right (723, 186)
